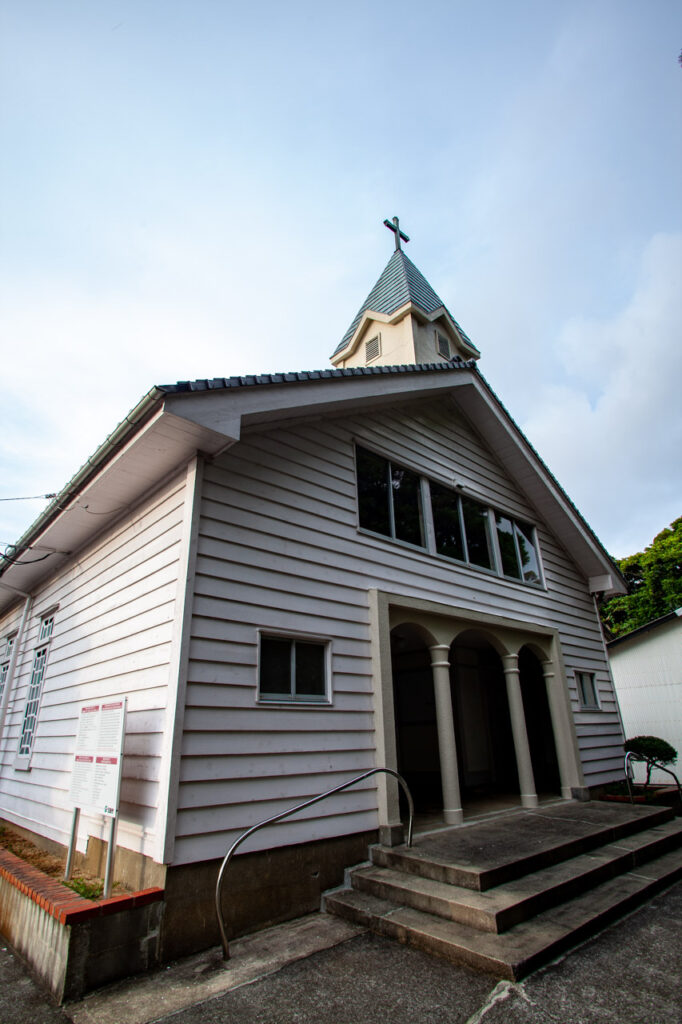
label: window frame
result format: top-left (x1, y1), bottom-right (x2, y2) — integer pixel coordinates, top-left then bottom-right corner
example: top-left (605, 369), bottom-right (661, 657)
top-left (257, 630), bottom-right (332, 705)
top-left (576, 671), bottom-right (600, 710)
top-left (0, 634), bottom-right (16, 707)
top-left (354, 442), bottom-right (544, 588)
top-left (355, 445), bottom-right (426, 552)
top-left (15, 611), bottom-right (57, 769)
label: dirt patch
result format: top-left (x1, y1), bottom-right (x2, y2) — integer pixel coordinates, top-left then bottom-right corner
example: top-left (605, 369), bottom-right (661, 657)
top-left (0, 824), bottom-right (133, 897)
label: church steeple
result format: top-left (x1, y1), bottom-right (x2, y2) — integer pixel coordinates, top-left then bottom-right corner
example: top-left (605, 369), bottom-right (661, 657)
top-left (330, 218), bottom-right (479, 369)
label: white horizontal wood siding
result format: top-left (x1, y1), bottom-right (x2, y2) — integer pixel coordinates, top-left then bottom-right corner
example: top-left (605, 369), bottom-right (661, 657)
top-left (0, 471), bottom-right (189, 860)
top-left (175, 396), bottom-right (621, 865)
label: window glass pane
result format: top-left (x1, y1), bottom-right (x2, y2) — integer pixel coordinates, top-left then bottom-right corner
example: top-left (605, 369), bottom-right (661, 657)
top-left (356, 447), bottom-right (390, 537)
top-left (515, 521), bottom-right (541, 583)
top-left (391, 464), bottom-right (424, 546)
top-left (19, 647), bottom-right (48, 755)
top-left (578, 672), bottom-right (598, 708)
top-left (496, 515), bottom-right (521, 578)
top-left (431, 482), bottom-right (465, 561)
top-left (462, 498), bottom-right (493, 569)
top-left (295, 642), bottom-right (326, 696)
top-left (260, 637), bottom-right (291, 695)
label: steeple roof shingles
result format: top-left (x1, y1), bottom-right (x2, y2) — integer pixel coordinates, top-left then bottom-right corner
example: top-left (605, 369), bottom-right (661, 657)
top-left (333, 249), bottom-right (477, 357)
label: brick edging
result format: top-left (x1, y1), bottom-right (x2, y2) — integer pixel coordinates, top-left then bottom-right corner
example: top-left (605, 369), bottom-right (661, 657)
top-left (0, 846), bottom-right (163, 925)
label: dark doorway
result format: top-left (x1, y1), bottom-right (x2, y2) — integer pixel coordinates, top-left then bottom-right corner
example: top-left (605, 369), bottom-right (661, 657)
top-left (391, 626), bottom-right (442, 814)
top-left (449, 633), bottom-right (519, 804)
top-left (519, 647), bottom-right (561, 795)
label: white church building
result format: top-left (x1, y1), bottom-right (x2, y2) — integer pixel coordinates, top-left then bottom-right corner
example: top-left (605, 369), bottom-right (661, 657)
top-left (0, 225), bottom-right (627, 958)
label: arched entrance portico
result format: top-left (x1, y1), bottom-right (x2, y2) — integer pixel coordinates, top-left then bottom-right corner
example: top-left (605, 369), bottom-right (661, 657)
top-left (449, 630), bottom-right (519, 808)
top-left (374, 591), bottom-right (581, 833)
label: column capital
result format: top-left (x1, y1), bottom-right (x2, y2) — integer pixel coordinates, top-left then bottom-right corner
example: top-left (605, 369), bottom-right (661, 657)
top-left (501, 652), bottom-right (519, 674)
top-left (429, 644), bottom-right (451, 669)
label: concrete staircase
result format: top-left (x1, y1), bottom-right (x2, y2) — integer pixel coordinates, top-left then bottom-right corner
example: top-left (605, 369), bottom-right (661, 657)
top-left (324, 801), bottom-right (682, 980)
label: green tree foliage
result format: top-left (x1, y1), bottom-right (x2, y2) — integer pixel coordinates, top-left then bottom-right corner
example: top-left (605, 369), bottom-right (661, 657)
top-left (624, 735), bottom-right (678, 789)
top-left (600, 517), bottom-right (682, 637)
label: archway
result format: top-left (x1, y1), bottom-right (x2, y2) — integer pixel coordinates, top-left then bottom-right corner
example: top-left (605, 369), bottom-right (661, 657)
top-left (519, 646), bottom-right (561, 796)
top-left (390, 624), bottom-right (442, 815)
top-left (449, 630), bottom-right (519, 808)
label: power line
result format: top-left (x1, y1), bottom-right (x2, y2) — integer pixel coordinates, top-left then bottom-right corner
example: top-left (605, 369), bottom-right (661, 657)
top-left (0, 493), bottom-right (57, 502)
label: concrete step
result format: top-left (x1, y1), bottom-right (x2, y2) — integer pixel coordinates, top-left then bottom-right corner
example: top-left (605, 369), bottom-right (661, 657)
top-left (351, 818), bottom-right (682, 933)
top-left (325, 847), bottom-right (682, 980)
top-left (371, 803), bottom-right (673, 891)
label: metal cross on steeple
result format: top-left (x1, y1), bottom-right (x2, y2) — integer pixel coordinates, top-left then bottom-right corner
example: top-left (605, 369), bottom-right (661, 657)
top-left (383, 216), bottom-right (410, 251)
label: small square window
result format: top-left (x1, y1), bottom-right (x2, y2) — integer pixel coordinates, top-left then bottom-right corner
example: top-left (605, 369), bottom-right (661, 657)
top-left (576, 671), bottom-right (599, 709)
top-left (259, 635), bottom-right (328, 702)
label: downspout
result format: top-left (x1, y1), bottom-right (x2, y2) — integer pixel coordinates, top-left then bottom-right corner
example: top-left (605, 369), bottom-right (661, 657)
top-left (0, 584), bottom-right (33, 749)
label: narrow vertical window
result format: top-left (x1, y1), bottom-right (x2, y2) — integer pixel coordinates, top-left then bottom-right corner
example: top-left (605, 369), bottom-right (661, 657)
top-left (430, 482), bottom-right (465, 561)
top-left (461, 497), bottom-right (494, 570)
top-left (576, 671), bottom-right (599, 709)
top-left (495, 514), bottom-right (522, 579)
top-left (356, 447), bottom-right (391, 537)
top-left (0, 635), bottom-right (15, 705)
top-left (515, 520), bottom-right (541, 583)
top-left (391, 464), bottom-right (423, 546)
top-left (18, 615), bottom-right (54, 758)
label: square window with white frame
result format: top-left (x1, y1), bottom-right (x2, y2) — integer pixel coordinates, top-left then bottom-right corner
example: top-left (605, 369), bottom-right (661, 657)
top-left (258, 634), bottom-right (329, 702)
top-left (576, 671), bottom-right (599, 710)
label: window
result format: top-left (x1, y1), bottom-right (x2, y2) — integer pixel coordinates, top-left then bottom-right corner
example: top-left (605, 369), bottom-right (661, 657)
top-left (436, 332), bottom-right (451, 359)
top-left (259, 634), bottom-right (328, 702)
top-left (356, 446), bottom-right (425, 548)
top-left (0, 635), bottom-right (15, 706)
top-left (354, 444), bottom-right (543, 587)
top-left (18, 615), bottom-right (54, 758)
top-left (461, 497), bottom-right (494, 569)
top-left (430, 481), bottom-right (465, 561)
top-left (495, 515), bottom-right (542, 583)
top-left (365, 335), bottom-right (381, 362)
top-left (576, 671), bottom-right (599, 709)
top-left (430, 483), bottom-right (494, 570)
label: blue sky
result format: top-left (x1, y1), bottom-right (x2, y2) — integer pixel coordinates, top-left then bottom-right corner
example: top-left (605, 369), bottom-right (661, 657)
top-left (1, 0), bottom-right (680, 560)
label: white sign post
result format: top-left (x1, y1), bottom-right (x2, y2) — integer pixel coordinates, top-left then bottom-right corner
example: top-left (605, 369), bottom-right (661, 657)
top-left (65, 699), bottom-right (127, 898)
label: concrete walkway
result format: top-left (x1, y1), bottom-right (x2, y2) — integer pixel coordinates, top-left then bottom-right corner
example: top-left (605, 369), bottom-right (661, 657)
top-left (1, 880), bottom-right (681, 1024)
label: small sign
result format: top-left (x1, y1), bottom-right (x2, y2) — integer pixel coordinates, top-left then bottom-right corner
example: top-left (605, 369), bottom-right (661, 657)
top-left (69, 700), bottom-right (126, 817)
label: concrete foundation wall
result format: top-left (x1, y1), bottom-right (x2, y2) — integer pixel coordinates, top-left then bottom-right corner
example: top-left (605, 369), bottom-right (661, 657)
top-left (162, 829), bottom-right (377, 961)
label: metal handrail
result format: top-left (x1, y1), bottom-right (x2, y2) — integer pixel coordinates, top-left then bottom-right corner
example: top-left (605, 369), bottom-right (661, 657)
top-left (215, 767), bottom-right (414, 960)
top-left (625, 751), bottom-right (682, 804)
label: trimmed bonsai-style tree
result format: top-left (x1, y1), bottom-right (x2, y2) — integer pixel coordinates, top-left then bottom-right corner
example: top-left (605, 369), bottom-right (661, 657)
top-left (624, 735), bottom-right (678, 791)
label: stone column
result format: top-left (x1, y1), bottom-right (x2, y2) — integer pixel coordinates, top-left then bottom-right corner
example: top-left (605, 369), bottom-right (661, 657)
top-left (541, 659), bottom-right (574, 800)
top-left (501, 653), bottom-right (538, 808)
top-left (429, 644), bottom-right (463, 824)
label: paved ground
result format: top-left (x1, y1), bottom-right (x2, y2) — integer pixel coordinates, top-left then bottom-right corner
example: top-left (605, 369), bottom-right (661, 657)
top-left (1, 881), bottom-right (681, 1024)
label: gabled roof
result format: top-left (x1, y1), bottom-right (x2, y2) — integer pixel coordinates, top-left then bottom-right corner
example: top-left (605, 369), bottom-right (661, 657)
top-left (0, 361), bottom-right (625, 611)
top-left (332, 250), bottom-right (478, 357)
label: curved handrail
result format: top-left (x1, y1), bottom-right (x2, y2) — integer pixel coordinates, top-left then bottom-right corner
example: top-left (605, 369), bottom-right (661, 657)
top-left (625, 751), bottom-right (682, 804)
top-left (215, 767), bottom-right (414, 960)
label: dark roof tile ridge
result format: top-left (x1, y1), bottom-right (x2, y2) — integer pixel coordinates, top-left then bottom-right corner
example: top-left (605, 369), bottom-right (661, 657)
top-left (158, 359), bottom-right (474, 394)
